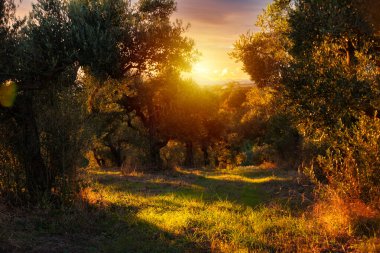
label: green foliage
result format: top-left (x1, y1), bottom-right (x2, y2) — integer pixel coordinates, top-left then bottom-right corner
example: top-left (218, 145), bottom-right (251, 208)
top-left (18, 0), bottom-right (75, 86)
top-left (231, 1), bottom-right (301, 167)
top-left (265, 114), bottom-right (300, 163)
top-left (138, 0), bottom-right (176, 18)
top-left (284, 40), bottom-right (379, 129)
top-left (0, 116), bottom-right (25, 203)
top-left (232, 0), bottom-right (380, 205)
top-left (240, 86), bottom-right (300, 166)
top-left (69, 0), bottom-right (128, 77)
top-left (0, 0), bottom-right (196, 204)
top-left (285, 0), bottom-right (379, 128)
top-left (283, 0), bottom-right (380, 203)
top-left (314, 115), bottom-right (380, 205)
top-left (35, 84), bottom-right (90, 203)
top-left (242, 86), bottom-right (277, 124)
top-left (231, 0), bottom-right (292, 88)
top-left (160, 140), bottom-right (185, 169)
top-left (288, 0), bottom-right (374, 60)
top-left (234, 0), bottom-right (380, 206)
top-left (0, 0), bottom-right (81, 203)
top-left (0, 0), bottom-right (20, 83)
top-left (69, 0), bottom-right (196, 79)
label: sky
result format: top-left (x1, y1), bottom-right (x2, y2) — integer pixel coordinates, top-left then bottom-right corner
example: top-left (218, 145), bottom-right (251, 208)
top-left (172, 0), bottom-right (271, 84)
top-left (16, 0), bottom-right (272, 85)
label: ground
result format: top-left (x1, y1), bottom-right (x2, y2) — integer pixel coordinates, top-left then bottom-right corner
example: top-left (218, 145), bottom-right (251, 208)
top-left (0, 164), bottom-right (378, 252)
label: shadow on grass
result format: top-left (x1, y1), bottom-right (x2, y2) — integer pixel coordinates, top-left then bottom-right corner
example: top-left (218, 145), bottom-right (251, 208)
top-left (1, 168), bottom-right (311, 253)
top-left (94, 167), bottom-right (292, 208)
top-left (97, 206), bottom-right (209, 253)
top-left (0, 200), bottom-right (209, 253)
top-left (89, 172), bottom-right (281, 252)
top-left (239, 167), bottom-right (278, 178)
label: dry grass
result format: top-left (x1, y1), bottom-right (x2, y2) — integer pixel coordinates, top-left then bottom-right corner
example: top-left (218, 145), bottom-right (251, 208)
top-left (313, 189), bottom-right (379, 241)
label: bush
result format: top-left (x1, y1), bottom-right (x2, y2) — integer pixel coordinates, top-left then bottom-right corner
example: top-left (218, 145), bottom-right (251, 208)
top-left (0, 121), bottom-right (25, 204)
top-left (265, 114), bottom-right (301, 166)
top-left (0, 83), bottom-right (89, 205)
top-left (34, 85), bottom-right (89, 204)
top-left (313, 188), bottom-right (379, 239)
top-left (313, 115), bottom-right (380, 207)
top-left (160, 141), bottom-right (186, 170)
top-left (251, 144), bottom-right (275, 165)
top-left (121, 156), bottom-right (143, 175)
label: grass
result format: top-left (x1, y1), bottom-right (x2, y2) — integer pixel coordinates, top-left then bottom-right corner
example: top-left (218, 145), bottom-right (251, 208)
top-left (1, 165), bottom-right (379, 252)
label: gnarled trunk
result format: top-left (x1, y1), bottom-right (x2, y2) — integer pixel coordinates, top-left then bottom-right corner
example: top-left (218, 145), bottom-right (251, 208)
top-left (93, 149), bottom-right (105, 167)
top-left (149, 140), bottom-right (167, 170)
top-left (201, 143), bottom-right (210, 167)
top-left (19, 93), bottom-right (50, 201)
top-left (104, 143), bottom-right (123, 168)
top-left (109, 145), bottom-right (123, 167)
top-left (346, 39), bottom-right (356, 66)
top-left (184, 141), bottom-right (194, 168)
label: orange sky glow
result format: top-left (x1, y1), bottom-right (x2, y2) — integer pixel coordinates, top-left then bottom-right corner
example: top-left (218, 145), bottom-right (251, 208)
top-left (17, 0), bottom-right (271, 85)
top-left (173, 0), bottom-right (271, 85)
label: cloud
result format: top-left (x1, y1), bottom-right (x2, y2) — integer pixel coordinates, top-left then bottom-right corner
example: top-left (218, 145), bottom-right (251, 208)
top-left (175, 0), bottom-right (269, 26)
top-left (169, 0), bottom-right (272, 84)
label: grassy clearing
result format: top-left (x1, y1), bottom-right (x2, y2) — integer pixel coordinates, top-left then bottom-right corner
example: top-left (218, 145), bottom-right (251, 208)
top-left (1, 165), bottom-right (379, 252)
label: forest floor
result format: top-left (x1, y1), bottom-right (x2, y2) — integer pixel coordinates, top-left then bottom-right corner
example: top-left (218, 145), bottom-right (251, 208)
top-left (1, 164), bottom-right (379, 252)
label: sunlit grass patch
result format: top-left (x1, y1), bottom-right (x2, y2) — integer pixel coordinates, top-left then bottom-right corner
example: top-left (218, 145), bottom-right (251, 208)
top-left (206, 174), bottom-right (290, 184)
top-left (3, 166), bottom-right (378, 252)
top-left (83, 167), bottom-right (311, 251)
top-left (83, 166), bottom-right (379, 252)
top-left (88, 169), bottom-right (123, 176)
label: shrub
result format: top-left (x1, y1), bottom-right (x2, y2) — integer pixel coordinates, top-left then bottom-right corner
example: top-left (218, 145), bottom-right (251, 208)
top-left (265, 113), bottom-right (301, 167)
top-left (314, 115), bottom-right (380, 207)
top-left (34, 85), bottom-right (90, 204)
top-left (0, 84), bottom-right (89, 205)
top-left (0, 126), bottom-right (25, 204)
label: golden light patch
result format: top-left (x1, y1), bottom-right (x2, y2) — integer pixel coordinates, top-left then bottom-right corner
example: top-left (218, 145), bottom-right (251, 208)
top-left (184, 58), bottom-right (248, 85)
top-left (206, 174), bottom-right (290, 184)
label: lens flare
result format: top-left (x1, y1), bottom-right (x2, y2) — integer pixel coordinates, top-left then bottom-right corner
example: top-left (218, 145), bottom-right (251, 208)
top-left (0, 80), bottom-right (17, 107)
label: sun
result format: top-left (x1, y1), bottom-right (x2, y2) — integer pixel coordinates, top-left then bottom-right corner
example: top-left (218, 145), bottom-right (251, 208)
top-left (193, 62), bottom-right (210, 75)
top-left (183, 54), bottom-right (249, 85)
top-left (186, 60), bottom-right (229, 85)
